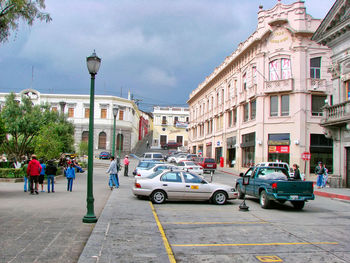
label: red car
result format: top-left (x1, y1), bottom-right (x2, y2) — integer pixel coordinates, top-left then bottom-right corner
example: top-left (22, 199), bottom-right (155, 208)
top-left (161, 141), bottom-right (181, 149)
top-left (194, 157), bottom-right (217, 173)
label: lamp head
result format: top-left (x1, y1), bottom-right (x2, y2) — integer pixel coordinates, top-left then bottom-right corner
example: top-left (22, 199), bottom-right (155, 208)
top-left (86, 50), bottom-right (101, 75)
top-left (113, 106), bottom-right (119, 117)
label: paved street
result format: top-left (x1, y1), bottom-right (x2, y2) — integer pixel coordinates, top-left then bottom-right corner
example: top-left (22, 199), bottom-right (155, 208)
top-left (0, 160), bottom-right (112, 263)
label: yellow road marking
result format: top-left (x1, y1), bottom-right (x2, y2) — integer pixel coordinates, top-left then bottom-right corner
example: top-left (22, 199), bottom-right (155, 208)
top-left (256, 255), bottom-right (283, 262)
top-left (150, 202), bottom-right (176, 263)
top-left (163, 221), bottom-right (268, 225)
top-left (172, 241), bottom-right (338, 247)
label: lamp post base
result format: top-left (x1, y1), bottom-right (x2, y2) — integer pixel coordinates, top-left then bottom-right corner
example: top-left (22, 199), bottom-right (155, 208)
top-left (239, 200), bottom-right (249, 211)
top-left (82, 215), bottom-right (98, 223)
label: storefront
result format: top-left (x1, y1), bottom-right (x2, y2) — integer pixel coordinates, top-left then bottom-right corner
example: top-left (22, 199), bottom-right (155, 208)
top-left (268, 133), bottom-right (290, 164)
top-left (310, 134), bottom-right (333, 173)
top-left (241, 132), bottom-right (255, 167)
top-left (206, 142), bottom-right (212, 158)
top-left (215, 141), bottom-right (222, 164)
top-left (227, 136), bottom-right (236, 167)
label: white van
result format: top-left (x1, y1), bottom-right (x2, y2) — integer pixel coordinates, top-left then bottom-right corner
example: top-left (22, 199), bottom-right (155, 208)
top-left (142, 152), bottom-right (164, 162)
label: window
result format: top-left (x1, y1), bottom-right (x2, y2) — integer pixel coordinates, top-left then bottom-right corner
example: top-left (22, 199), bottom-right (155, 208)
top-left (270, 96), bottom-right (278, 117)
top-left (174, 116), bottom-right (179, 124)
top-left (281, 95), bottom-right (289, 116)
top-left (346, 81), bottom-right (350, 101)
top-left (243, 103), bottom-right (249, 122)
top-left (51, 107), bottom-right (57, 112)
top-left (186, 116), bottom-right (189, 123)
top-left (281, 59), bottom-right (291, 79)
top-left (269, 60), bottom-right (280, 81)
top-left (233, 108), bottom-right (237, 126)
top-left (250, 100), bottom-right (256, 120)
top-left (269, 58), bottom-right (291, 80)
top-left (68, 107), bottom-right (74, 118)
top-left (82, 131), bottom-right (89, 142)
top-left (161, 172), bottom-right (182, 183)
top-left (243, 72), bottom-right (247, 90)
top-left (252, 66), bottom-right (257, 84)
top-left (162, 116), bottom-right (167, 124)
top-left (183, 173), bottom-right (202, 184)
top-left (228, 110), bottom-right (233, 127)
top-left (312, 95), bottom-right (327, 116)
top-left (98, 132), bottom-right (107, 149)
top-left (84, 108), bottom-right (90, 118)
top-left (310, 57), bottom-right (321, 79)
top-left (119, 110), bottom-right (124, 120)
top-left (101, 108), bottom-right (107, 119)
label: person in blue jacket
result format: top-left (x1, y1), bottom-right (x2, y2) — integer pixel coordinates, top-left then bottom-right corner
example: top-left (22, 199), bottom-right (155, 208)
top-left (106, 156), bottom-right (119, 189)
top-left (66, 163), bottom-right (76, 192)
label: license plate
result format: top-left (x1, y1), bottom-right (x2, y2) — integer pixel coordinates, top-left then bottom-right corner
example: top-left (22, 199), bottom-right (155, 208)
top-left (290, 195), bottom-right (299, 200)
top-left (207, 165), bottom-right (213, 167)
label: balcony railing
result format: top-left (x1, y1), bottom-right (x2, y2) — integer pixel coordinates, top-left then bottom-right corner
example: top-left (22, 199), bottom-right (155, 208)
top-left (264, 78), bottom-right (293, 93)
top-left (307, 78), bottom-right (328, 92)
top-left (321, 100), bottom-right (350, 126)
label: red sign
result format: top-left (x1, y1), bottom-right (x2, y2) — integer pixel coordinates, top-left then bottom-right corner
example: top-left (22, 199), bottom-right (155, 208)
top-left (302, 151), bottom-right (311, 161)
top-left (268, 145), bottom-right (290, 154)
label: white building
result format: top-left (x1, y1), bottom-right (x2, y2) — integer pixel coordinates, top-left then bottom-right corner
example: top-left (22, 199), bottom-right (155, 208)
top-left (0, 89), bottom-right (142, 156)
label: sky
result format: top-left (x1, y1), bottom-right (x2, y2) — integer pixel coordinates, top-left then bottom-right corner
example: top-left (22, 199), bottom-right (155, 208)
top-left (0, 0), bottom-right (335, 112)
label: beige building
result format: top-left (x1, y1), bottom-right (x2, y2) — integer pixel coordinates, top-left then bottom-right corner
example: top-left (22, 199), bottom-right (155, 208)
top-left (188, 1), bottom-right (333, 174)
top-left (312, 0), bottom-right (350, 187)
top-left (152, 106), bottom-right (189, 149)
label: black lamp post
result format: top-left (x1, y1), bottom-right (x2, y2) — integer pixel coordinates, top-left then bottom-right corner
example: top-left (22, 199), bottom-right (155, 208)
top-left (112, 106), bottom-right (119, 157)
top-left (239, 175), bottom-right (250, 211)
top-left (82, 50), bottom-right (101, 224)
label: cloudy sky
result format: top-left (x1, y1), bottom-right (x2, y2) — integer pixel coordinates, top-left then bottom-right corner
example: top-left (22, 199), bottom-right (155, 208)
top-left (0, 0), bottom-right (334, 111)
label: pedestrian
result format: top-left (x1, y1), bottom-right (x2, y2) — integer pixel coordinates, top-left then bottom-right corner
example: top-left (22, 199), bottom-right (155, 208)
top-left (46, 160), bottom-right (57, 193)
top-left (22, 160), bottom-right (30, 192)
top-left (72, 159), bottom-right (84, 173)
top-left (292, 164), bottom-right (301, 180)
top-left (322, 165), bottom-right (329, 188)
top-left (315, 161), bottom-right (325, 189)
top-left (146, 140), bottom-right (150, 149)
top-left (106, 156), bottom-right (119, 190)
top-left (66, 163), bottom-right (76, 192)
top-left (27, 154), bottom-right (42, 195)
top-left (39, 159), bottom-right (46, 192)
top-left (123, 155), bottom-right (129, 177)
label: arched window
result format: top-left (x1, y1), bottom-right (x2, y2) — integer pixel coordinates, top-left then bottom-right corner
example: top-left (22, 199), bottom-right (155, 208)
top-left (82, 131), bottom-right (89, 142)
top-left (116, 133), bottom-right (124, 151)
top-left (98, 132), bottom-right (107, 149)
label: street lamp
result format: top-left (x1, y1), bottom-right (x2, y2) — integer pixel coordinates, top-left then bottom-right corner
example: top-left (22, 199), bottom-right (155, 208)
top-left (82, 50), bottom-right (101, 224)
top-left (112, 106), bottom-right (119, 157)
top-left (118, 128), bottom-right (122, 158)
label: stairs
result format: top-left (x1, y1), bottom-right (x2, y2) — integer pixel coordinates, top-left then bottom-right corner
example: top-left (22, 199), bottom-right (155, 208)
top-left (132, 131), bottom-right (153, 157)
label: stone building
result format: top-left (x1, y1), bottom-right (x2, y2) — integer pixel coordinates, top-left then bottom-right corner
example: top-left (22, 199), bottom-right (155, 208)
top-left (187, 1), bottom-right (333, 174)
top-left (312, 0), bottom-right (350, 187)
top-left (0, 89), bottom-right (144, 157)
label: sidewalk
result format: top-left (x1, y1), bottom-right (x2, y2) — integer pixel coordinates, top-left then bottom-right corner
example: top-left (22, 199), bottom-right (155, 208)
top-left (218, 167), bottom-right (350, 202)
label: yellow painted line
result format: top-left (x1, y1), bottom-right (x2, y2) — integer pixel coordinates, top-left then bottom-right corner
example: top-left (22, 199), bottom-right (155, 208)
top-left (256, 255), bottom-right (283, 262)
top-left (163, 221), bottom-right (268, 225)
top-left (149, 202), bottom-right (176, 263)
top-left (172, 241), bottom-right (338, 247)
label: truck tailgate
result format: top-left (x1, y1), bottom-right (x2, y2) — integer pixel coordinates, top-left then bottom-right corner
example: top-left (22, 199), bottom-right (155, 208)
top-left (276, 181), bottom-right (313, 195)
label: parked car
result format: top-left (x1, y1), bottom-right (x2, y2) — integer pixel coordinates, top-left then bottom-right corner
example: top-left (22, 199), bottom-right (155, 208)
top-left (142, 152), bottom-right (164, 162)
top-left (236, 166), bottom-right (314, 210)
top-left (167, 152), bottom-right (186, 163)
top-left (186, 154), bottom-right (198, 161)
top-left (194, 157), bottom-right (217, 173)
top-left (99, 152), bottom-right (111, 159)
top-left (161, 141), bottom-right (181, 149)
top-left (135, 164), bottom-right (177, 177)
top-left (132, 160), bottom-right (163, 175)
top-left (256, 162), bottom-right (293, 176)
top-left (174, 154), bottom-right (188, 163)
top-left (133, 170), bottom-right (238, 204)
top-left (177, 161), bottom-right (203, 175)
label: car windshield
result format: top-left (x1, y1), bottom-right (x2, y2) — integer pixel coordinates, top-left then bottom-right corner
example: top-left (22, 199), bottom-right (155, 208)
top-left (205, 158), bottom-right (215, 163)
top-left (153, 154), bottom-right (163, 158)
top-left (138, 162), bottom-right (154, 168)
top-left (147, 170), bottom-right (164, 179)
top-left (185, 162), bottom-right (195, 166)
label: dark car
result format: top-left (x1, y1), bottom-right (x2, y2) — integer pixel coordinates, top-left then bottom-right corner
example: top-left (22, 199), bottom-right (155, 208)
top-left (161, 141), bottom-right (181, 149)
top-left (194, 157), bottom-right (217, 173)
top-left (99, 152), bottom-right (111, 159)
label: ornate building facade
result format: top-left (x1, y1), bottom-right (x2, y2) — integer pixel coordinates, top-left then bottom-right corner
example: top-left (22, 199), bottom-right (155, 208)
top-left (188, 1), bottom-right (333, 174)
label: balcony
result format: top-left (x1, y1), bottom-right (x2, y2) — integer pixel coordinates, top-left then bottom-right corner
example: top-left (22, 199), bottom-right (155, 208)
top-left (307, 78), bottom-right (328, 92)
top-left (161, 120), bottom-right (167, 125)
top-left (321, 101), bottom-right (350, 127)
top-left (264, 78), bottom-right (293, 94)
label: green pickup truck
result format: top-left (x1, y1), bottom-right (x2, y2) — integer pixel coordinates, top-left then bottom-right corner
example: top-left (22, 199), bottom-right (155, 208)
top-left (236, 166), bottom-right (314, 210)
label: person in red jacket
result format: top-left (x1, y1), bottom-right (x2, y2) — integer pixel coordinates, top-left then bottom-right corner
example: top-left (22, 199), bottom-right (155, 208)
top-left (27, 154), bottom-right (42, 195)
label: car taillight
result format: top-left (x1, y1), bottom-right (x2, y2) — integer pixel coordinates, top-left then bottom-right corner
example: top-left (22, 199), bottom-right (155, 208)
top-left (200, 167), bottom-right (203, 170)
top-left (137, 174), bottom-right (141, 177)
top-left (272, 183), bottom-right (277, 189)
top-left (188, 167), bottom-right (193, 169)
top-left (135, 183), bottom-right (141, 188)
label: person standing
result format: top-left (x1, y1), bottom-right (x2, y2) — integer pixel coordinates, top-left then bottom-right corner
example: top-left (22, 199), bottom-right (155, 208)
top-left (46, 160), bottom-right (57, 193)
top-left (66, 163), bottom-right (76, 192)
top-left (123, 155), bottom-right (129, 177)
top-left (106, 156), bottom-right (119, 190)
top-left (322, 165), bottom-right (329, 188)
top-left (27, 155), bottom-right (42, 195)
top-left (293, 164), bottom-right (301, 180)
top-left (23, 160), bottom-right (30, 192)
top-left (146, 140), bottom-right (150, 149)
top-left (39, 159), bottom-right (46, 192)
top-left (315, 161), bottom-right (325, 189)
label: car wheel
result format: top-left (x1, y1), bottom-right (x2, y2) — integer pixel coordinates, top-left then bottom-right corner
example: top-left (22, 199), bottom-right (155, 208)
top-left (260, 190), bottom-right (270, 209)
top-left (212, 191), bottom-right (227, 205)
top-left (151, 190), bottom-right (166, 204)
top-left (291, 201), bottom-right (305, 210)
top-left (236, 184), bottom-right (245, 199)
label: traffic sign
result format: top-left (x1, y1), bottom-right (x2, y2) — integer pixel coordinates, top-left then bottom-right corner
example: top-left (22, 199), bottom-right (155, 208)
top-left (301, 151), bottom-right (311, 161)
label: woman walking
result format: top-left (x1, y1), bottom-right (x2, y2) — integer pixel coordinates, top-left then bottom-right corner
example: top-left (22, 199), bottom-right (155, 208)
top-left (66, 163), bottom-right (76, 192)
top-left (106, 156), bottom-right (119, 190)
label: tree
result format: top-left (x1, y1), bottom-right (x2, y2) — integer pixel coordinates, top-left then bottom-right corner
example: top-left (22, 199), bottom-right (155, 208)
top-left (0, 0), bottom-right (51, 43)
top-left (78, 141), bottom-right (88, 157)
top-left (0, 93), bottom-right (74, 160)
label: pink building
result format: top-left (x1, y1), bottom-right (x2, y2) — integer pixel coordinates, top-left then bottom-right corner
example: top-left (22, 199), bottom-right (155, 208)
top-left (188, 1), bottom-right (333, 175)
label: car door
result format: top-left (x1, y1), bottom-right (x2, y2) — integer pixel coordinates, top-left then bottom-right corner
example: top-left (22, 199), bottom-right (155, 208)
top-left (159, 172), bottom-right (185, 199)
top-left (243, 168), bottom-right (255, 196)
top-left (183, 172), bottom-right (212, 200)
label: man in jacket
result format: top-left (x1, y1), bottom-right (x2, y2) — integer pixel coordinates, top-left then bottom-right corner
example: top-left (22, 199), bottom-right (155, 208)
top-left (315, 161), bottom-right (325, 189)
top-left (27, 155), bottom-right (42, 195)
top-left (106, 156), bottom-right (119, 189)
top-left (123, 155), bottom-right (129, 177)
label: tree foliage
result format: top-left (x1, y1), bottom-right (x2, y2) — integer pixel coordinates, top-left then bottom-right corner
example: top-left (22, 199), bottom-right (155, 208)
top-left (0, 0), bottom-right (51, 43)
top-left (78, 141), bottom-right (88, 157)
top-left (0, 93), bottom-right (74, 160)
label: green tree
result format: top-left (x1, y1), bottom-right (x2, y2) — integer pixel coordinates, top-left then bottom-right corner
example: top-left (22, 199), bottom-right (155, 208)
top-left (0, 0), bottom-right (51, 43)
top-left (0, 93), bottom-right (74, 160)
top-left (78, 141), bottom-right (88, 157)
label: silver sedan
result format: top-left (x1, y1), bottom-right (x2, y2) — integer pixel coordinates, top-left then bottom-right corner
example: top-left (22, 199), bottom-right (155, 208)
top-left (132, 169), bottom-right (238, 205)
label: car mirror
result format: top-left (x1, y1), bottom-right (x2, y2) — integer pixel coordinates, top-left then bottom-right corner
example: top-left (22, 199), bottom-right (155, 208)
top-left (239, 172), bottom-right (244, 177)
top-left (201, 179), bottom-right (207, 184)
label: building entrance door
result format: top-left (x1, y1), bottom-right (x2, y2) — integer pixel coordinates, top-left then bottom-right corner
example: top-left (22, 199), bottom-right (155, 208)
top-left (160, 135), bottom-right (167, 148)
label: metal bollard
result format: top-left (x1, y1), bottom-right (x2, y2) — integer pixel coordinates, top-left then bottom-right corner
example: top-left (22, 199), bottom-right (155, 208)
top-left (210, 171), bottom-right (213, 182)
